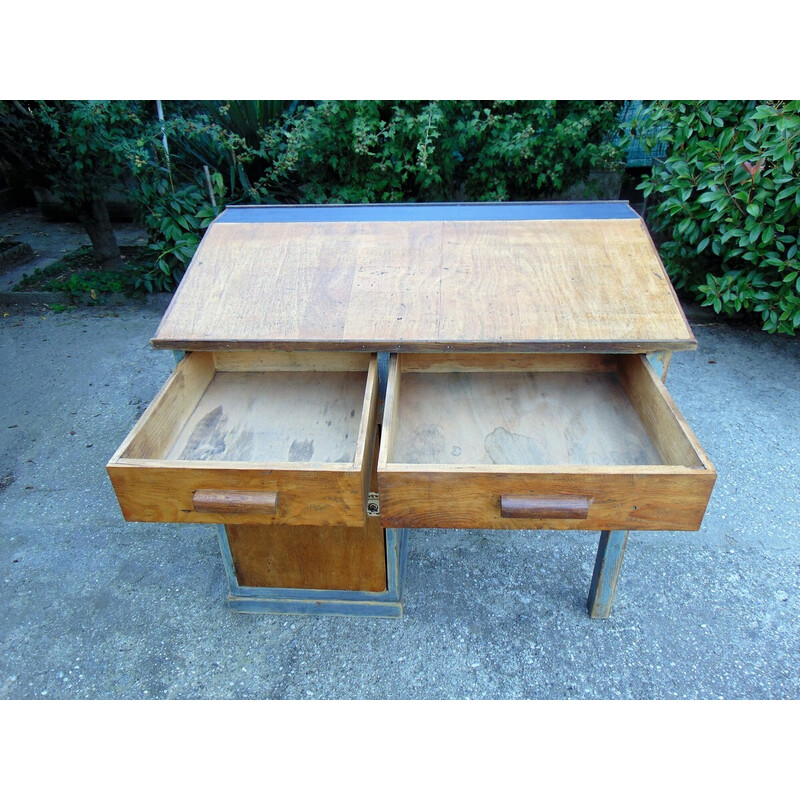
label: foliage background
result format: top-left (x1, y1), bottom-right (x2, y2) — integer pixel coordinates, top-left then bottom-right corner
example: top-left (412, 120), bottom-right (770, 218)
top-left (633, 100), bottom-right (800, 334)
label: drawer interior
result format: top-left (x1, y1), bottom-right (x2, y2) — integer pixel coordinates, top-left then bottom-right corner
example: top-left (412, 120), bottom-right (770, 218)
top-left (164, 371), bottom-right (365, 463)
top-left (381, 354), bottom-right (707, 470)
top-left (118, 351), bottom-right (376, 468)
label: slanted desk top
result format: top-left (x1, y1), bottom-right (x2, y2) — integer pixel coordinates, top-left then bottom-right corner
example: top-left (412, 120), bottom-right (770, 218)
top-left (152, 202), bottom-right (695, 353)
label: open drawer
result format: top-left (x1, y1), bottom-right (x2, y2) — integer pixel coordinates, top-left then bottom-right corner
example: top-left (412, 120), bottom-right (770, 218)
top-left (107, 351), bottom-right (378, 526)
top-left (377, 353), bottom-right (715, 531)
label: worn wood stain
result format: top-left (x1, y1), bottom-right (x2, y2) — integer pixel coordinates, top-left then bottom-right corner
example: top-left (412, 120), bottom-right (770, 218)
top-left (167, 371), bottom-right (366, 463)
top-left (392, 371), bottom-right (662, 466)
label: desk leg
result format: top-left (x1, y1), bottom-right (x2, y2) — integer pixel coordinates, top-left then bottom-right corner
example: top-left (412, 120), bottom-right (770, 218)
top-left (587, 530), bottom-right (628, 619)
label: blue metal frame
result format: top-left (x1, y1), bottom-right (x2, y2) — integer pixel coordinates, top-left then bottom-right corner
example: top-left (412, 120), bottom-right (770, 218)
top-left (217, 201), bottom-right (640, 225)
top-left (216, 525), bottom-right (409, 618)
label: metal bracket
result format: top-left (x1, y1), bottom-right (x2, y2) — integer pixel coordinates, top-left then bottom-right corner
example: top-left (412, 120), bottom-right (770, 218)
top-left (367, 492), bottom-right (380, 517)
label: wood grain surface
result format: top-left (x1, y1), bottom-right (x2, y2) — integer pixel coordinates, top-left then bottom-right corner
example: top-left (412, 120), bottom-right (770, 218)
top-left (224, 519), bottom-right (387, 591)
top-left (108, 460), bottom-right (373, 526)
top-left (500, 495), bottom-right (592, 519)
top-left (152, 217), bottom-right (695, 352)
top-left (165, 370), bottom-right (366, 464)
top-left (389, 370), bottom-right (662, 467)
top-left (378, 468), bottom-right (716, 531)
top-left (192, 490), bottom-right (278, 514)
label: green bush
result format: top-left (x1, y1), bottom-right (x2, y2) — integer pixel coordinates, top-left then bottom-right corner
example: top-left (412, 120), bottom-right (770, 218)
top-left (263, 100), bottom-right (623, 203)
top-left (131, 174), bottom-right (218, 293)
top-left (123, 121), bottom-right (218, 291)
top-left (636, 101), bottom-right (800, 334)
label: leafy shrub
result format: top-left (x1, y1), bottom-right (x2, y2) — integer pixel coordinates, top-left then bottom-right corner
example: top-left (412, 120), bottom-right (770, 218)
top-left (159, 101), bottom-right (302, 203)
top-left (131, 175), bottom-right (218, 292)
top-left (123, 125), bottom-right (217, 291)
top-left (263, 100), bottom-right (623, 203)
top-left (636, 101), bottom-right (800, 334)
top-left (456, 101), bottom-right (623, 200)
top-left (261, 101), bottom-right (458, 203)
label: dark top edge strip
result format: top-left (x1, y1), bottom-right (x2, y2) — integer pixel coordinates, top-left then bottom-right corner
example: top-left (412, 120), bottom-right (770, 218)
top-left (216, 201), bottom-right (639, 224)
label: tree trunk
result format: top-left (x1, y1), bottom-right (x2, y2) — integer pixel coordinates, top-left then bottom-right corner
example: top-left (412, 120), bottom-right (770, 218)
top-left (75, 196), bottom-right (124, 271)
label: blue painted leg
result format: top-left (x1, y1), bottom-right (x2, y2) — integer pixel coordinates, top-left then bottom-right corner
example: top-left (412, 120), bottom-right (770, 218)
top-left (587, 530), bottom-right (629, 619)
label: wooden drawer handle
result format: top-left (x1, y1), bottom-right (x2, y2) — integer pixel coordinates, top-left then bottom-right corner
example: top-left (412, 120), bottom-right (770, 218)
top-left (192, 490), bottom-right (278, 515)
top-left (500, 495), bottom-right (591, 519)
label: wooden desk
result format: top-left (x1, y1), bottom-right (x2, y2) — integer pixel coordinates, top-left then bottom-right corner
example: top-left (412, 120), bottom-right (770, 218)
top-left (108, 202), bottom-right (716, 618)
